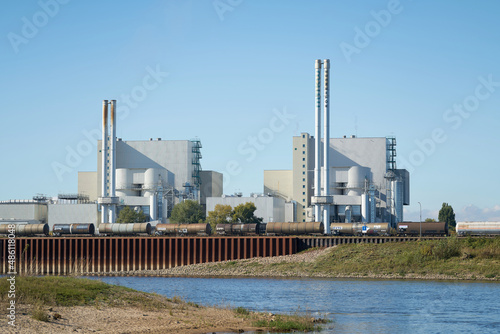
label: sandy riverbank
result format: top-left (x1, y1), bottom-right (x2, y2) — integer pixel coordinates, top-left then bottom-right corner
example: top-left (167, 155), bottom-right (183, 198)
top-left (2, 303), bottom-right (274, 334)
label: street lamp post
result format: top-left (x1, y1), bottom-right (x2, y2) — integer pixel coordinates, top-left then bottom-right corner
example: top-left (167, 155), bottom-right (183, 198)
top-left (418, 202), bottom-right (422, 238)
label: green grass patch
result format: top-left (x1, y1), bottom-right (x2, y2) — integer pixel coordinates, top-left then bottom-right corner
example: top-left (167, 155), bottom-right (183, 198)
top-left (253, 314), bottom-right (319, 332)
top-left (234, 306), bottom-right (250, 315)
top-left (309, 236), bottom-right (500, 279)
top-left (0, 276), bottom-right (171, 310)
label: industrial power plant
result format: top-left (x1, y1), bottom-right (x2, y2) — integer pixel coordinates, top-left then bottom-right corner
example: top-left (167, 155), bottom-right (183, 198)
top-left (1, 59), bottom-right (409, 233)
top-left (2, 59), bottom-right (500, 280)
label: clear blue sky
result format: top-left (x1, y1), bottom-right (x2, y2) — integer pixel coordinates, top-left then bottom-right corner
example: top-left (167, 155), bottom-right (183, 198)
top-left (1, 0), bottom-right (499, 222)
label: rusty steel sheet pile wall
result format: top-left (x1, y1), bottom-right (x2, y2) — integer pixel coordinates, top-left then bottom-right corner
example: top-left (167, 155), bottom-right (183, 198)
top-left (296, 236), bottom-right (445, 251)
top-left (0, 236), bottom-right (297, 275)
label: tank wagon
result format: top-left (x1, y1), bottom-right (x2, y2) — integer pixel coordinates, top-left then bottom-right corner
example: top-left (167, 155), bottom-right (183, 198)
top-left (99, 223), bottom-right (152, 236)
top-left (397, 222), bottom-right (448, 236)
top-left (0, 223), bottom-right (49, 237)
top-left (266, 222), bottom-right (324, 235)
top-left (330, 223), bottom-right (390, 236)
top-left (456, 222), bottom-right (500, 236)
top-left (53, 223), bottom-right (95, 237)
top-left (155, 223), bottom-right (211, 236)
top-left (215, 223), bottom-right (264, 236)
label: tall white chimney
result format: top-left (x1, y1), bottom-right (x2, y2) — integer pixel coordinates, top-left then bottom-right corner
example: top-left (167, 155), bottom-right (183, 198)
top-left (323, 59), bottom-right (331, 234)
top-left (101, 100), bottom-right (109, 224)
top-left (109, 100), bottom-right (117, 223)
top-left (314, 59), bottom-right (322, 223)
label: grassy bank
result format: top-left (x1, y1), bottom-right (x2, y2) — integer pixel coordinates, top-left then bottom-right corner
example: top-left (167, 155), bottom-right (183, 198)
top-left (310, 236), bottom-right (500, 279)
top-left (209, 237), bottom-right (500, 280)
top-left (0, 276), bottom-right (323, 333)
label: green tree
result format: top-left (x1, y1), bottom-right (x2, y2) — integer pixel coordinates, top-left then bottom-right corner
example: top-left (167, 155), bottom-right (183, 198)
top-left (438, 202), bottom-right (456, 228)
top-left (116, 206), bottom-right (147, 224)
top-left (206, 204), bottom-right (233, 232)
top-left (425, 218), bottom-right (436, 222)
top-left (170, 200), bottom-right (205, 224)
top-left (232, 202), bottom-right (263, 224)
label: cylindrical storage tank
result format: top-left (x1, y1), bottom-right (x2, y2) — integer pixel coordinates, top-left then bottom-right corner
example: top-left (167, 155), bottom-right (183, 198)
top-left (393, 179), bottom-right (403, 224)
top-left (183, 223), bottom-right (211, 235)
top-left (456, 222), bottom-right (500, 236)
top-left (144, 168), bottom-right (160, 196)
top-left (330, 223), bottom-right (355, 235)
top-left (231, 224), bottom-right (243, 235)
top-left (0, 223), bottom-right (49, 236)
top-left (116, 168), bottom-right (134, 197)
top-left (99, 223), bottom-right (152, 235)
top-left (361, 194), bottom-right (369, 223)
top-left (53, 224), bottom-right (95, 236)
top-left (216, 224), bottom-right (232, 235)
top-left (397, 222), bottom-right (448, 236)
top-left (347, 166), bottom-right (370, 196)
top-left (354, 223), bottom-right (390, 236)
top-left (266, 222), bottom-right (323, 235)
top-left (241, 223), bottom-right (259, 235)
top-left (150, 194), bottom-right (157, 221)
top-left (155, 223), bottom-right (177, 235)
top-left (156, 223), bottom-right (211, 236)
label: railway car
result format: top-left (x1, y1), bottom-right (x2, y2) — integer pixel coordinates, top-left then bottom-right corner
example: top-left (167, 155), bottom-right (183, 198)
top-left (456, 222), bottom-right (500, 236)
top-left (330, 223), bottom-right (390, 236)
top-left (52, 223), bottom-right (95, 237)
top-left (155, 223), bottom-right (211, 236)
top-left (0, 223), bottom-right (49, 236)
top-left (98, 223), bottom-right (152, 236)
top-left (397, 222), bottom-right (448, 236)
top-left (266, 222), bottom-right (324, 235)
top-left (215, 223), bottom-right (262, 236)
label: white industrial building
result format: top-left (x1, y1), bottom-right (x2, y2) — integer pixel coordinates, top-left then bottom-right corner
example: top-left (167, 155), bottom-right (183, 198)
top-left (0, 195), bottom-right (99, 230)
top-left (206, 195), bottom-right (293, 223)
top-left (264, 134), bottom-right (409, 225)
top-left (264, 59), bottom-right (410, 228)
top-left (78, 100), bottom-right (223, 224)
top-left (0, 200), bottom-right (48, 224)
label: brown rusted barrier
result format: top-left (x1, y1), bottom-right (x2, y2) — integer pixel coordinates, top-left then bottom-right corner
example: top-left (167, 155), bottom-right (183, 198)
top-left (296, 236), bottom-right (445, 251)
top-left (0, 236), bottom-right (298, 275)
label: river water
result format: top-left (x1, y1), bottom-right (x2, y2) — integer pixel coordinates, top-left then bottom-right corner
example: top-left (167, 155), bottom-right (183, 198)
top-left (86, 276), bottom-right (500, 333)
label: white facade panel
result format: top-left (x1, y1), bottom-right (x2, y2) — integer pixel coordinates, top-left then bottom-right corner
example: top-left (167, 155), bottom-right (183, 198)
top-left (0, 203), bottom-right (48, 223)
top-left (47, 204), bottom-right (98, 229)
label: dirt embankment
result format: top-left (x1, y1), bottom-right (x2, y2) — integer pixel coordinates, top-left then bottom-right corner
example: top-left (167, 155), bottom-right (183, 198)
top-left (2, 303), bottom-right (271, 334)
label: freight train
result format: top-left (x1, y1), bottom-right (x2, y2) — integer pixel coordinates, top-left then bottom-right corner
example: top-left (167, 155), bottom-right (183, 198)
top-left (216, 221), bottom-right (449, 237)
top-left (0, 221), bottom-right (455, 237)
